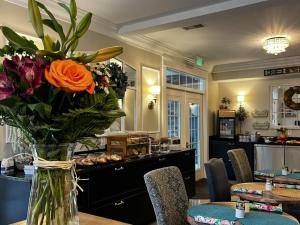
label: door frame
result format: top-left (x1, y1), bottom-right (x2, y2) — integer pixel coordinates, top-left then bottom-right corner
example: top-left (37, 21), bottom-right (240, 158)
top-left (166, 88), bottom-right (205, 180)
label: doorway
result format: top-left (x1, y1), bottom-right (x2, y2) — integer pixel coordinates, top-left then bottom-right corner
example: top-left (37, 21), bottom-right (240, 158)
top-left (167, 89), bottom-right (204, 179)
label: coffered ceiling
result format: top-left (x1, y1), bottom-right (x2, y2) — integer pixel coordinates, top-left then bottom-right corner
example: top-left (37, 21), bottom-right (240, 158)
top-left (6, 0), bottom-right (300, 72)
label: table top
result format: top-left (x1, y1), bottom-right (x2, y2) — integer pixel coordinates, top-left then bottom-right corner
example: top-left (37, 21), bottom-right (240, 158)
top-left (254, 170), bottom-right (300, 185)
top-left (187, 202), bottom-right (299, 225)
top-left (10, 212), bottom-right (131, 225)
top-left (232, 182), bottom-right (300, 204)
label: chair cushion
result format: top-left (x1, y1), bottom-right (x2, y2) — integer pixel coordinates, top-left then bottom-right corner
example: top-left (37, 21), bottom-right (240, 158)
top-left (204, 158), bottom-right (231, 202)
top-left (144, 166), bottom-right (189, 225)
top-left (228, 148), bottom-right (253, 183)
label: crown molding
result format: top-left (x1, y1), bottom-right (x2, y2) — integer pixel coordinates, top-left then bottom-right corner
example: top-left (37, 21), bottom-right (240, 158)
top-left (4, 0), bottom-right (201, 68)
top-left (213, 56), bottom-right (300, 74)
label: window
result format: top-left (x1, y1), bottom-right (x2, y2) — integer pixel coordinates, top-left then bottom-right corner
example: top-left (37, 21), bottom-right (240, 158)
top-left (168, 100), bottom-right (180, 138)
top-left (271, 85), bottom-right (300, 128)
top-left (166, 68), bottom-right (205, 92)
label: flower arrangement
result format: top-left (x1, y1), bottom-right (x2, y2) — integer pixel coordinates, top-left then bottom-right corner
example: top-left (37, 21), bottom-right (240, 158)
top-left (0, 1), bottom-right (125, 145)
top-left (0, 0), bottom-right (125, 224)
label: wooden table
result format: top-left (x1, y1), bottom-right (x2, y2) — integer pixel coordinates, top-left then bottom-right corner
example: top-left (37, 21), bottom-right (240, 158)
top-left (232, 182), bottom-right (300, 205)
top-left (10, 212), bottom-right (131, 225)
top-left (255, 170), bottom-right (300, 185)
top-left (187, 202), bottom-right (299, 225)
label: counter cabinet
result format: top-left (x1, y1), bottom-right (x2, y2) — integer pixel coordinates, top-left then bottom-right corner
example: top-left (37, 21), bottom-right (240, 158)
top-left (0, 149), bottom-right (195, 225)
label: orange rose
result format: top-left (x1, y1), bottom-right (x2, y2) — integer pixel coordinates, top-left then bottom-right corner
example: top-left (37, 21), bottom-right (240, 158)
top-left (45, 59), bottom-right (95, 94)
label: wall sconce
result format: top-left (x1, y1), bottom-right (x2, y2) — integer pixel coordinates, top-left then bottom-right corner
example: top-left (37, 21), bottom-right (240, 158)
top-left (148, 85), bottom-right (160, 110)
top-left (237, 95), bottom-right (245, 105)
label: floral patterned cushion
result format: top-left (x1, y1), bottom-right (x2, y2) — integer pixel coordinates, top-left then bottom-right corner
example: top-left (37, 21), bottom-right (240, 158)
top-left (144, 166), bottom-right (189, 225)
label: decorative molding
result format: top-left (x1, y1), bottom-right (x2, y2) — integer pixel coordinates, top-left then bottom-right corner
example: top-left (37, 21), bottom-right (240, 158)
top-left (4, 0), bottom-right (202, 69)
top-left (213, 56), bottom-right (300, 74)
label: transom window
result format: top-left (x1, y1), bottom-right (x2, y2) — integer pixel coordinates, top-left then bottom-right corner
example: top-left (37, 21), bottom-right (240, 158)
top-left (166, 68), bottom-right (205, 92)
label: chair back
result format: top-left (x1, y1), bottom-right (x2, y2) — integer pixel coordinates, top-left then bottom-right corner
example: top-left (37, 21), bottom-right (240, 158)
top-left (144, 166), bottom-right (189, 225)
top-left (204, 158), bottom-right (231, 202)
top-left (227, 148), bottom-right (253, 183)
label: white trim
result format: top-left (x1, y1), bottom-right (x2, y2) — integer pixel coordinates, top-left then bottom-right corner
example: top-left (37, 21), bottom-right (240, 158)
top-left (118, 0), bottom-right (269, 34)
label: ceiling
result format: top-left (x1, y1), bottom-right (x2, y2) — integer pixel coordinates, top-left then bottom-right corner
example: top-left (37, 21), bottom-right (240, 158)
top-left (7, 0), bottom-right (300, 72)
top-left (67, 0), bottom-right (229, 24)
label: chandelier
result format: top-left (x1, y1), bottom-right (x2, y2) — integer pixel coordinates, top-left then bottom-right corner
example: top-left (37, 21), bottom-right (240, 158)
top-left (263, 37), bottom-right (289, 55)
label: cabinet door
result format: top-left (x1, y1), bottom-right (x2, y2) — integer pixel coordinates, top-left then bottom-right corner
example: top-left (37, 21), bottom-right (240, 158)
top-left (89, 161), bottom-right (142, 206)
top-left (285, 146), bottom-right (300, 170)
top-left (255, 145), bottom-right (284, 170)
top-left (90, 192), bottom-right (155, 225)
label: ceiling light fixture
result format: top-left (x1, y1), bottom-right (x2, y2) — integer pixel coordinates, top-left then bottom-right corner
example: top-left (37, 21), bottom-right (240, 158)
top-left (263, 36), bottom-right (289, 55)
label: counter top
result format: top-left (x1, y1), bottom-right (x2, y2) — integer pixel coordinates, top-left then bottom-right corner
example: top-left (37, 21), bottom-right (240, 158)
top-left (0, 148), bottom-right (194, 181)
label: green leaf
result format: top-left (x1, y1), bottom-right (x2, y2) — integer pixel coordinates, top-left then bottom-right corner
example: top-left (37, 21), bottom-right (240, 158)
top-left (69, 0), bottom-right (77, 19)
top-left (58, 2), bottom-right (76, 31)
top-left (0, 26), bottom-right (38, 52)
top-left (28, 103), bottom-right (52, 120)
top-left (28, 0), bottom-right (44, 38)
top-left (43, 34), bottom-right (53, 51)
top-left (70, 38), bottom-right (79, 53)
top-left (71, 51), bottom-right (98, 64)
top-left (36, 50), bottom-right (65, 59)
top-left (75, 12), bottom-right (92, 38)
top-left (37, 2), bottom-right (65, 42)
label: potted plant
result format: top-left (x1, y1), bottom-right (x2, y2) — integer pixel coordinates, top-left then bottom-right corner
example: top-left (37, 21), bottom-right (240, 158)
top-left (220, 97), bottom-right (231, 109)
top-left (236, 105), bottom-right (248, 134)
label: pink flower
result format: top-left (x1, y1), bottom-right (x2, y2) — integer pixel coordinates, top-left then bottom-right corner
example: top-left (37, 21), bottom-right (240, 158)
top-left (0, 72), bottom-right (15, 100)
top-left (3, 55), bottom-right (46, 95)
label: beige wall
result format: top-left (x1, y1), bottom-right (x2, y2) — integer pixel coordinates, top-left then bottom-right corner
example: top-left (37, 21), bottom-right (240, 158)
top-left (215, 76), bottom-right (300, 137)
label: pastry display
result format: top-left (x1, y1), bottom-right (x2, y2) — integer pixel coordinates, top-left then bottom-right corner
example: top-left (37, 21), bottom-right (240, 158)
top-left (74, 153), bottom-right (122, 166)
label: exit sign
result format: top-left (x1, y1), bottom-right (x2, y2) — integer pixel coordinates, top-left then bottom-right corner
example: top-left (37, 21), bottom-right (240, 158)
top-left (196, 56), bottom-right (203, 66)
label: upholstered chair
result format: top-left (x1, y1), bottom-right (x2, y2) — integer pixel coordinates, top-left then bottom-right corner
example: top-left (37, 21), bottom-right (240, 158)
top-left (227, 148), bottom-right (253, 183)
top-left (144, 166), bottom-right (190, 225)
top-left (204, 158), bottom-right (231, 202)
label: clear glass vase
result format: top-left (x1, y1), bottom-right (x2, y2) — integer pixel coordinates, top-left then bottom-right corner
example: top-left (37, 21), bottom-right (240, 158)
top-left (26, 144), bottom-right (79, 225)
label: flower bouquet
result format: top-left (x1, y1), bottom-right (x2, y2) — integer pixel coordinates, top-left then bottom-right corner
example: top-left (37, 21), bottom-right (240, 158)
top-left (0, 0), bottom-right (125, 224)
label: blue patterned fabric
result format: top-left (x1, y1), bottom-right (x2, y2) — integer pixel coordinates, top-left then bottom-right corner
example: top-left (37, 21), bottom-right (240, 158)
top-left (188, 204), bottom-right (298, 225)
top-left (144, 166), bottom-right (189, 225)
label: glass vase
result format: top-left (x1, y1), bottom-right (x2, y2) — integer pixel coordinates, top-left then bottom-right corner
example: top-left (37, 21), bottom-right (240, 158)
top-left (26, 144), bottom-right (79, 225)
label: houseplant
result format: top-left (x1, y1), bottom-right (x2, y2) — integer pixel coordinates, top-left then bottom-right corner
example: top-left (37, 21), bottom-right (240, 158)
top-left (0, 0), bottom-right (125, 224)
top-left (236, 105), bottom-right (248, 134)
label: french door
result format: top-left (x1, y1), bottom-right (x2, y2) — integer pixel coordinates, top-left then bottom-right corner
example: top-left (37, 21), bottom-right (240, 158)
top-left (167, 89), bottom-right (204, 179)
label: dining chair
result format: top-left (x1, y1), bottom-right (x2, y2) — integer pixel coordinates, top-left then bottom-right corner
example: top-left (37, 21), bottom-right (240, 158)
top-left (204, 158), bottom-right (231, 202)
top-left (227, 148), bottom-right (253, 183)
top-left (144, 166), bottom-right (190, 225)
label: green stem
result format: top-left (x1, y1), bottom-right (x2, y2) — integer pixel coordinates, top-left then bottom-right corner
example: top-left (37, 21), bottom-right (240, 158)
top-left (31, 182), bottom-right (49, 224)
top-left (47, 170), bottom-right (58, 206)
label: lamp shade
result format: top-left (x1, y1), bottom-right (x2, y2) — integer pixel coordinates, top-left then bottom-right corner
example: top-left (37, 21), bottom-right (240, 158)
top-left (237, 95), bottom-right (244, 103)
top-left (151, 85), bottom-right (160, 95)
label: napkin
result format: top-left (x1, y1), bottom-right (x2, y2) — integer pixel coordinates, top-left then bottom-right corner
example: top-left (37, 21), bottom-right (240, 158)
top-left (233, 188), bottom-right (263, 195)
top-left (249, 203), bottom-right (282, 213)
top-left (273, 183), bottom-right (300, 189)
top-left (193, 215), bottom-right (235, 225)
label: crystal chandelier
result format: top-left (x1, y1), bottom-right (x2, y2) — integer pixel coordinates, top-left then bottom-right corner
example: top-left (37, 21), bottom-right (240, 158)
top-left (263, 37), bottom-right (289, 55)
